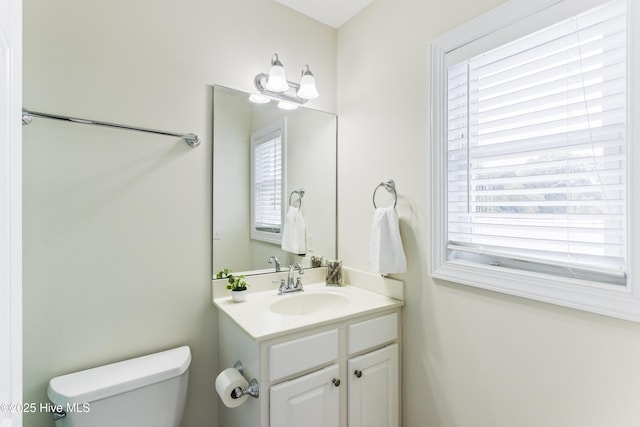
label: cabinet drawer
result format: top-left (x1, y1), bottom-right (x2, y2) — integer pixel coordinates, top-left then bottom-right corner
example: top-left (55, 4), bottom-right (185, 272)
top-left (269, 329), bottom-right (338, 381)
top-left (348, 312), bottom-right (398, 355)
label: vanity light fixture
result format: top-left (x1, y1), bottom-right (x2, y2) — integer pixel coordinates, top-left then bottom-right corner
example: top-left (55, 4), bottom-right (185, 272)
top-left (252, 53), bottom-right (319, 106)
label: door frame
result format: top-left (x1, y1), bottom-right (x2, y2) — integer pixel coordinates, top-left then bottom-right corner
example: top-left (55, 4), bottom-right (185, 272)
top-left (0, 0), bottom-right (23, 425)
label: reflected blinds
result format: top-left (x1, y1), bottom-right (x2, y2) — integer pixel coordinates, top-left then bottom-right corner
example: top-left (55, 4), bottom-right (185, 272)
top-left (253, 133), bottom-right (283, 233)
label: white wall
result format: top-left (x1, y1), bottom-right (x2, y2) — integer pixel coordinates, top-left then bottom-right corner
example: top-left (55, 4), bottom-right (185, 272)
top-left (22, 0), bottom-right (335, 426)
top-left (337, 0), bottom-right (640, 426)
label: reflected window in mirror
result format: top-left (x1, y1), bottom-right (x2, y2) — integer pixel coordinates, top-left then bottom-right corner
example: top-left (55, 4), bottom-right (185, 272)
top-left (251, 119), bottom-right (286, 244)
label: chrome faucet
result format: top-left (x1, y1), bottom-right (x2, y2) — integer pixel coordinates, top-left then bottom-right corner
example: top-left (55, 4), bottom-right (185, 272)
top-left (288, 262), bottom-right (304, 288)
top-left (277, 262), bottom-right (304, 295)
top-left (268, 256), bottom-right (281, 272)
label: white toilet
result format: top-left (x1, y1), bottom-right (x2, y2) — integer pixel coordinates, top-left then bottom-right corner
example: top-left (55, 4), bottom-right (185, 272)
top-left (47, 346), bottom-right (191, 427)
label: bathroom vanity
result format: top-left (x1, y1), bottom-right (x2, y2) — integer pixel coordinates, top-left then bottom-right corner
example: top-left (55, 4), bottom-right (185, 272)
top-left (212, 267), bottom-right (404, 427)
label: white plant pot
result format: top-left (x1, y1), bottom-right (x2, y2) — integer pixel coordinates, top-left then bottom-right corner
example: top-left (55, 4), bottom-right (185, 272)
top-left (231, 289), bottom-right (248, 302)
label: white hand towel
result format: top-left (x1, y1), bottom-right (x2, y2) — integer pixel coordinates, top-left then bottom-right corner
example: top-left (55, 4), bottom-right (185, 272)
top-left (369, 207), bottom-right (407, 275)
top-left (281, 206), bottom-right (307, 255)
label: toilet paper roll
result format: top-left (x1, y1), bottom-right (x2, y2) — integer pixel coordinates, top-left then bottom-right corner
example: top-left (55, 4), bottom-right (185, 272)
top-left (215, 368), bottom-right (250, 408)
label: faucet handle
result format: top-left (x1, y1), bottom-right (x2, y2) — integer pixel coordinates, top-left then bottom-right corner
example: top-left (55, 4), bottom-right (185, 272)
top-left (295, 276), bottom-right (304, 289)
top-left (273, 278), bottom-right (287, 294)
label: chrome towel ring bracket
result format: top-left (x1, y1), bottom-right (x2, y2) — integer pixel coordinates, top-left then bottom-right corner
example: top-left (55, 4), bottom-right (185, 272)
top-left (372, 180), bottom-right (397, 208)
top-left (289, 189), bottom-right (305, 208)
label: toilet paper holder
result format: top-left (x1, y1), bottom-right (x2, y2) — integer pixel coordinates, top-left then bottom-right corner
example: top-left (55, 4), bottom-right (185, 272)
top-left (231, 361), bottom-right (259, 399)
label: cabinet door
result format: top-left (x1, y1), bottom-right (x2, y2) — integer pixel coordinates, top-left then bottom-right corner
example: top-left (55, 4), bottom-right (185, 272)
top-left (270, 364), bottom-right (340, 427)
top-left (348, 344), bottom-right (399, 427)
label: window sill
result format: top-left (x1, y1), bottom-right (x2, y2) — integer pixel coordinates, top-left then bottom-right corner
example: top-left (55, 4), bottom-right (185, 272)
top-left (431, 260), bottom-right (640, 323)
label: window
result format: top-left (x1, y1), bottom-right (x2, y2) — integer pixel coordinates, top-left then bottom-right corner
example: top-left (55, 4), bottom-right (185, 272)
top-left (251, 120), bottom-right (286, 244)
top-left (430, 0), bottom-right (640, 321)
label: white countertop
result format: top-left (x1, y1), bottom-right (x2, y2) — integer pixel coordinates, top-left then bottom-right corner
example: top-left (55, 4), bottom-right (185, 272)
top-left (212, 268), bottom-right (404, 341)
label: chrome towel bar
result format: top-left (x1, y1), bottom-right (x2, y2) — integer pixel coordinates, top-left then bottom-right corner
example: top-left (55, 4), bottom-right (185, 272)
top-left (22, 109), bottom-right (200, 148)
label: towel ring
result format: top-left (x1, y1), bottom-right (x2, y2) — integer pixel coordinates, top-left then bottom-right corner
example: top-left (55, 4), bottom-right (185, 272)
top-left (372, 180), bottom-right (397, 208)
top-left (289, 189), bottom-right (305, 208)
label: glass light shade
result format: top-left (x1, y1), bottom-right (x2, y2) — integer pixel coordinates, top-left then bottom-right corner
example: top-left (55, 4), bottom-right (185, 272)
top-left (249, 94), bottom-right (271, 104)
top-left (297, 73), bottom-right (319, 100)
top-left (266, 64), bottom-right (289, 92)
top-left (278, 101), bottom-right (298, 110)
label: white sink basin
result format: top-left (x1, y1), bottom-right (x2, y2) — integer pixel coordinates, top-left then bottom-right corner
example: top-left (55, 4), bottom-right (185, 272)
top-left (269, 292), bottom-right (350, 315)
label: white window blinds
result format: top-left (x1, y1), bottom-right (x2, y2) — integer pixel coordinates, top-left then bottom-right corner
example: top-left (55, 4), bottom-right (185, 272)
top-left (253, 131), bottom-right (283, 235)
top-left (446, 0), bottom-right (627, 285)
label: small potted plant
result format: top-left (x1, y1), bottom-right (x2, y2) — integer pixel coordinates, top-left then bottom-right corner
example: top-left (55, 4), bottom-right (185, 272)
top-left (216, 268), bottom-right (248, 302)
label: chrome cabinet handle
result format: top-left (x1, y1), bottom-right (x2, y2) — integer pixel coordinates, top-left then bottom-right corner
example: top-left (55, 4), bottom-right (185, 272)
top-left (332, 378), bottom-right (341, 387)
top-left (354, 370), bottom-right (362, 378)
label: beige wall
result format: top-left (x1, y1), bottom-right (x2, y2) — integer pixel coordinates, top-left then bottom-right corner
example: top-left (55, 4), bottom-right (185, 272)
top-left (22, 0), bottom-right (335, 426)
top-left (337, 0), bottom-right (640, 426)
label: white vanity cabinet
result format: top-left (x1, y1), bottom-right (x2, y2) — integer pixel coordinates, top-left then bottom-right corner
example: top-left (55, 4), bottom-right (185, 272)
top-left (268, 328), bottom-right (341, 426)
top-left (217, 307), bottom-right (401, 427)
top-left (268, 311), bottom-right (400, 427)
top-left (270, 364), bottom-right (340, 426)
top-left (346, 312), bottom-right (399, 427)
top-left (348, 344), bottom-right (399, 427)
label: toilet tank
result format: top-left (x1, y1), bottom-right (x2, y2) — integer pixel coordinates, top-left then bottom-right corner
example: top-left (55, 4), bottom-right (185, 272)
top-left (47, 346), bottom-right (191, 427)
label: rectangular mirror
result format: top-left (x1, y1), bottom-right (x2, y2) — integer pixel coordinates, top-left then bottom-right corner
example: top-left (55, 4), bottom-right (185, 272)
top-left (212, 85), bottom-right (337, 276)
